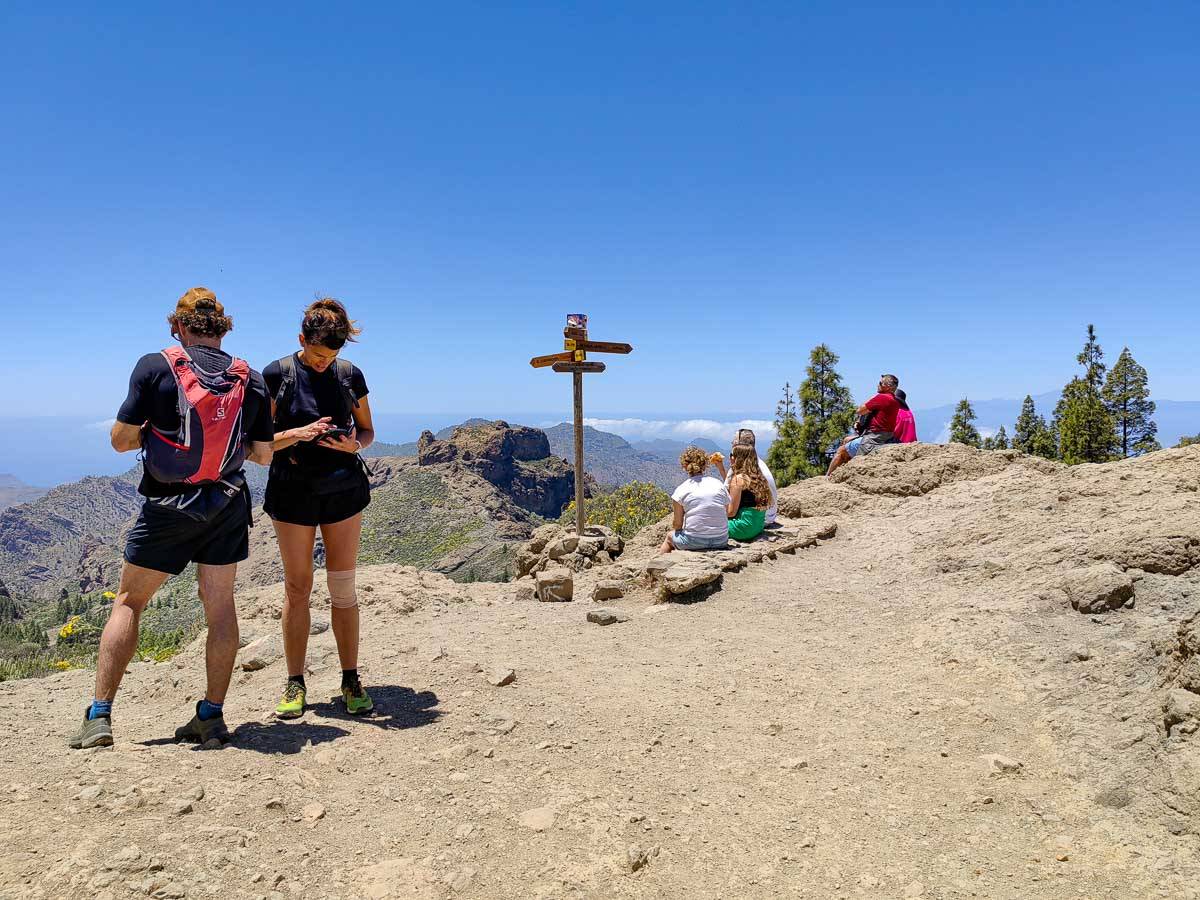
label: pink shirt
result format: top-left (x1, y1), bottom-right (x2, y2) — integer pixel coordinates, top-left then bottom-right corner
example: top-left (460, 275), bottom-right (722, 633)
top-left (894, 408), bottom-right (917, 443)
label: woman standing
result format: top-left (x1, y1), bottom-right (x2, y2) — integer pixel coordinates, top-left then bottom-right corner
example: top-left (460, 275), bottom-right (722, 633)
top-left (262, 298), bottom-right (375, 718)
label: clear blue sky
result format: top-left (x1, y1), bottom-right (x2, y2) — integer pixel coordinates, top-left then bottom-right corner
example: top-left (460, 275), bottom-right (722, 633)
top-left (2, 2), bottom-right (1197, 418)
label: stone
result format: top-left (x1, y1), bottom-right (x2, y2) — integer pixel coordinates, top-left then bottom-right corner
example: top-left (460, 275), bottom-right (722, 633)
top-left (1163, 688), bottom-right (1200, 733)
top-left (904, 882), bottom-right (925, 897)
top-left (626, 844), bottom-right (660, 872)
top-left (301, 802), bottom-right (326, 822)
top-left (591, 580), bottom-right (625, 602)
top-left (982, 753), bottom-right (1023, 775)
top-left (309, 620), bottom-right (329, 635)
top-left (168, 800), bottom-right (193, 816)
top-left (1058, 563), bottom-right (1135, 614)
top-left (535, 568), bottom-right (573, 602)
top-left (528, 524), bottom-right (562, 554)
top-left (76, 785), bottom-right (104, 802)
top-left (546, 535), bottom-right (580, 560)
top-left (1094, 784), bottom-right (1132, 809)
top-left (513, 583), bottom-right (535, 603)
top-left (238, 634), bottom-right (285, 672)
top-left (661, 558), bottom-right (723, 598)
top-left (265, 798), bottom-right (284, 810)
top-left (587, 609), bottom-right (628, 626)
top-left (519, 805), bottom-right (555, 832)
top-left (489, 668), bottom-right (516, 687)
top-left (780, 757), bottom-right (809, 771)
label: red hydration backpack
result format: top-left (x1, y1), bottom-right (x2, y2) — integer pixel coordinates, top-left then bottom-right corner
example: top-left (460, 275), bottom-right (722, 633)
top-left (143, 347), bottom-right (250, 485)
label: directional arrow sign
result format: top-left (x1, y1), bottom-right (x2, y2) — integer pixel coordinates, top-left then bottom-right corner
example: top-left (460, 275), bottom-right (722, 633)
top-left (552, 361), bottom-right (606, 374)
top-left (530, 351), bottom-right (575, 368)
top-left (574, 340), bottom-right (632, 355)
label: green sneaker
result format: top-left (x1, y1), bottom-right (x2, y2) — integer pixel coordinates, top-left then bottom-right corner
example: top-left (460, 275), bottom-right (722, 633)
top-left (68, 707), bottom-right (113, 750)
top-left (174, 703), bottom-right (231, 745)
top-left (341, 679), bottom-right (373, 715)
top-left (275, 680), bottom-right (306, 719)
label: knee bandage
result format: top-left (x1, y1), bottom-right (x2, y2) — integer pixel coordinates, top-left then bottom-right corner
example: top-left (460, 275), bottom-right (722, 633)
top-left (327, 569), bottom-right (358, 609)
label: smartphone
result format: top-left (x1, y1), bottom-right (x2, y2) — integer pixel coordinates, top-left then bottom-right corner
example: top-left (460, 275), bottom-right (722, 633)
top-left (323, 427), bottom-right (353, 438)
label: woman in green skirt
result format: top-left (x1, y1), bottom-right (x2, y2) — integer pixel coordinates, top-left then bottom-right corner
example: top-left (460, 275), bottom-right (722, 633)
top-left (713, 440), bottom-right (772, 541)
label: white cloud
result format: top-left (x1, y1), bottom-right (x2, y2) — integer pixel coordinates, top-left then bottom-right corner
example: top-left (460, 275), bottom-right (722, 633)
top-left (579, 417), bottom-right (778, 447)
top-left (84, 418), bottom-right (116, 431)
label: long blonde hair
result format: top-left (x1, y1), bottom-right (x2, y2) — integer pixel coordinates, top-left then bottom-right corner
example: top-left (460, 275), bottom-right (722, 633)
top-left (730, 444), bottom-right (770, 510)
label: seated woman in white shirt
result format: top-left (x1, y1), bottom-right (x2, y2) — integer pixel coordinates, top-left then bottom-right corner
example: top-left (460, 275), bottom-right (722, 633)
top-left (658, 447), bottom-right (731, 554)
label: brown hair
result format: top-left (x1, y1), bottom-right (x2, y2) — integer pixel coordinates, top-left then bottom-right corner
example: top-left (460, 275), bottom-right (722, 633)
top-left (302, 297), bottom-right (361, 350)
top-left (679, 446), bottom-right (709, 477)
top-left (167, 287), bottom-right (232, 338)
top-left (731, 444), bottom-right (771, 511)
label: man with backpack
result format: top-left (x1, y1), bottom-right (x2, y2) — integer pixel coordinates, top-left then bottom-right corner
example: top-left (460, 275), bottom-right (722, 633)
top-left (69, 288), bottom-right (274, 750)
top-left (826, 374), bottom-right (902, 476)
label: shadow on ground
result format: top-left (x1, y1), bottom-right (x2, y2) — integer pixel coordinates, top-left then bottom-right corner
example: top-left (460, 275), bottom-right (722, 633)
top-left (309, 685), bottom-right (442, 731)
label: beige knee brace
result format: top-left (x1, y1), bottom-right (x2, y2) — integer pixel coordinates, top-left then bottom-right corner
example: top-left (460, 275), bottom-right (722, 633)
top-left (327, 569), bottom-right (358, 609)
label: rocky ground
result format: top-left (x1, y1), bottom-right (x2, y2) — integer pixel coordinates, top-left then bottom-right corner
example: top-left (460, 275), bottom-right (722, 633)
top-left (1, 444), bottom-right (1197, 899)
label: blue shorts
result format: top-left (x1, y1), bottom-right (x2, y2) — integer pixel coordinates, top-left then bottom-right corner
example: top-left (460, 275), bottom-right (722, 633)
top-left (672, 530), bottom-right (729, 551)
top-left (845, 436), bottom-right (864, 458)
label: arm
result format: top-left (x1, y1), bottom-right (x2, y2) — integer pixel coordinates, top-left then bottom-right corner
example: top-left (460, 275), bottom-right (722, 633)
top-left (320, 394), bottom-right (375, 454)
top-left (726, 476), bottom-right (743, 518)
top-left (671, 500), bottom-right (684, 531)
top-left (271, 403), bottom-right (333, 451)
top-left (709, 452), bottom-right (727, 480)
top-left (246, 440), bottom-right (273, 466)
top-left (110, 421), bottom-right (144, 453)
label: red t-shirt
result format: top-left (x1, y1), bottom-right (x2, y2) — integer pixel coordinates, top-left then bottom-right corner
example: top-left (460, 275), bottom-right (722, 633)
top-left (864, 392), bottom-right (900, 434)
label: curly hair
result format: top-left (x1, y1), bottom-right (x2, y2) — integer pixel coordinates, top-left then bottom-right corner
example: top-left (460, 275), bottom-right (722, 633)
top-left (167, 287), bottom-right (232, 338)
top-left (679, 446), bottom-right (709, 477)
top-left (302, 297), bottom-right (362, 350)
top-left (730, 444), bottom-right (771, 511)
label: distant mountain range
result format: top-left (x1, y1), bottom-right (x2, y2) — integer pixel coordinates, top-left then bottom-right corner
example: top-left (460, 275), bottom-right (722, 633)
top-left (0, 475), bottom-right (45, 512)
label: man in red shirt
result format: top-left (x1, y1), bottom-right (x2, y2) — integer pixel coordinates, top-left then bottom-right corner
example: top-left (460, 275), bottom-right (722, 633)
top-left (826, 374), bottom-right (901, 476)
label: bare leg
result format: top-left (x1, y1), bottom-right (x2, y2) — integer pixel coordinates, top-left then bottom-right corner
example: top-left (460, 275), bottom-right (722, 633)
top-left (826, 446), bottom-right (851, 476)
top-left (274, 520), bottom-right (317, 678)
top-left (322, 512), bottom-right (363, 671)
top-left (657, 533), bottom-right (676, 555)
top-left (196, 563), bottom-right (239, 704)
top-left (93, 563), bottom-right (171, 701)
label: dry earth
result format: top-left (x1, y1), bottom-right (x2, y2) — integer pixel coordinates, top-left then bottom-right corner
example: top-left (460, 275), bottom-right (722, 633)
top-left (1, 444), bottom-right (1198, 899)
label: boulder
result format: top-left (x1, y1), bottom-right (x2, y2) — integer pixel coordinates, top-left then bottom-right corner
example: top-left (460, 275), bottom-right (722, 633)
top-left (1163, 689), bottom-right (1200, 734)
top-left (660, 558), bottom-right (723, 599)
top-left (587, 609), bottom-right (628, 626)
top-left (535, 568), bottom-right (573, 602)
top-left (528, 524), bottom-right (562, 555)
top-left (592, 580), bottom-right (625, 602)
top-left (238, 634), bottom-right (284, 672)
top-left (546, 535), bottom-right (580, 560)
top-left (1058, 564), bottom-right (1135, 613)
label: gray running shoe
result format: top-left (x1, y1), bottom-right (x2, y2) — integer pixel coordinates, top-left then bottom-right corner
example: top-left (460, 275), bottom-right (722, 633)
top-left (69, 707), bottom-right (113, 749)
top-left (174, 703), bottom-right (231, 745)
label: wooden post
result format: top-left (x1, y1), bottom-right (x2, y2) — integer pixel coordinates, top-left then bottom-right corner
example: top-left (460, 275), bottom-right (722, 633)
top-left (572, 370), bottom-right (585, 536)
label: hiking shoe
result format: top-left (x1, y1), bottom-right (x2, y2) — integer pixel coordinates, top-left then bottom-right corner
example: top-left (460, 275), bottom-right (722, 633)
top-left (68, 707), bottom-right (113, 750)
top-left (275, 681), bottom-right (306, 719)
top-left (341, 679), bottom-right (373, 716)
top-left (174, 703), bottom-right (231, 745)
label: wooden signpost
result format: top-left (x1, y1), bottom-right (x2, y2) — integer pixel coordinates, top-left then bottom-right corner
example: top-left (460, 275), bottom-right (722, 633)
top-left (530, 315), bottom-right (633, 537)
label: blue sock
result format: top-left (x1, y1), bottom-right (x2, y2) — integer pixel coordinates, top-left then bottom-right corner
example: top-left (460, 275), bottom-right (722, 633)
top-left (197, 699), bottom-right (223, 721)
top-left (88, 699), bottom-right (112, 720)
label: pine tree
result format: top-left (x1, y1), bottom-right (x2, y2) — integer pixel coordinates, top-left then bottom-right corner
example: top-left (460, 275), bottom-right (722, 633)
top-left (1055, 325), bottom-right (1118, 464)
top-left (766, 346), bottom-right (855, 486)
top-left (948, 398), bottom-right (982, 448)
top-left (795, 344), bottom-right (855, 476)
top-left (1102, 347), bottom-right (1159, 457)
top-left (774, 382), bottom-right (796, 427)
top-left (993, 425), bottom-right (1009, 450)
top-left (1012, 395), bottom-right (1056, 459)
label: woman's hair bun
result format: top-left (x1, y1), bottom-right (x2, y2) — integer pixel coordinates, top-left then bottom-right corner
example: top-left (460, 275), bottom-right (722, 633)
top-left (168, 287), bottom-right (232, 338)
top-left (302, 296), bottom-right (361, 350)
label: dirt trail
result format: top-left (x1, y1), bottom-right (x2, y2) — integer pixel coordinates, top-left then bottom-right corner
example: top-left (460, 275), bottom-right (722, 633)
top-left (1, 445), bottom-right (1197, 899)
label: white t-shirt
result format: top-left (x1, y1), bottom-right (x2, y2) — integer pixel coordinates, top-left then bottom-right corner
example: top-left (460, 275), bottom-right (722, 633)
top-left (724, 457), bottom-right (779, 524)
top-left (671, 475), bottom-right (731, 539)
top-left (758, 457), bottom-right (779, 524)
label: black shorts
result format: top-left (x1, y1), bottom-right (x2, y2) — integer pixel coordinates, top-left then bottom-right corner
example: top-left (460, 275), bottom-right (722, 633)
top-left (264, 466), bottom-right (371, 527)
top-left (124, 491), bottom-right (251, 575)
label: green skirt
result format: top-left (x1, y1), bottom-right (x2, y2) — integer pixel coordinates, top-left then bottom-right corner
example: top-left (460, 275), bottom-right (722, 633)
top-left (728, 507), bottom-right (765, 541)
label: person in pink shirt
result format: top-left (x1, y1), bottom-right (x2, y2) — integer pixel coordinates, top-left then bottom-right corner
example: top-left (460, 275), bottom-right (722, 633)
top-left (893, 389), bottom-right (918, 443)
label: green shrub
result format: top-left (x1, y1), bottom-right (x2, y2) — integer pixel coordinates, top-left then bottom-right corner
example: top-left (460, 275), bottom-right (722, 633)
top-left (559, 481), bottom-right (671, 538)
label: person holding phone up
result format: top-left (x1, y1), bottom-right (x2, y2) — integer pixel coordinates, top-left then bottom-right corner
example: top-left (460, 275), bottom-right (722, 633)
top-left (262, 298), bottom-right (375, 719)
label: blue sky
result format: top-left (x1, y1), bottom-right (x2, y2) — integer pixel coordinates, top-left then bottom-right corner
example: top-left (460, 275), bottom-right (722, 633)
top-left (2, 2), bottom-right (1198, 422)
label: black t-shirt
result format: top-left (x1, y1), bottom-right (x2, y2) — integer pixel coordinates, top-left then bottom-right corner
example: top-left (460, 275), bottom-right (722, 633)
top-left (262, 353), bottom-right (369, 476)
top-left (116, 346), bottom-right (273, 497)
